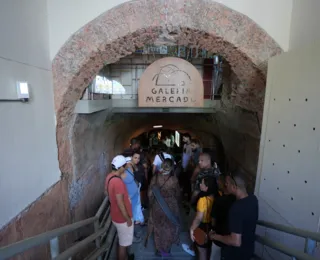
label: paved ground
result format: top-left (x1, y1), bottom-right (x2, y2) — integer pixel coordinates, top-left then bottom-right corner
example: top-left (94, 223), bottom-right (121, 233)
top-left (131, 205), bottom-right (195, 260)
top-left (109, 204), bottom-right (196, 259)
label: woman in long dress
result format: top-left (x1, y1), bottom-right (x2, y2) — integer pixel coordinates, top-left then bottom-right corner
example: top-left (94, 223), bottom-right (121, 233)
top-left (147, 158), bottom-right (181, 257)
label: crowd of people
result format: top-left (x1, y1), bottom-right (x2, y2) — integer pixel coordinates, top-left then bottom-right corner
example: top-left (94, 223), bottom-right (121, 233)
top-left (105, 134), bottom-right (259, 260)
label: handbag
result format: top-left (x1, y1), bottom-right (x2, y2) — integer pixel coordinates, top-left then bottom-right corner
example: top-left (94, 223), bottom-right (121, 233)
top-left (194, 227), bottom-right (208, 245)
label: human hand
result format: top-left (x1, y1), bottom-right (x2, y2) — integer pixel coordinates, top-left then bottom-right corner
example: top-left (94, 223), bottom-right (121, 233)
top-left (127, 219), bottom-right (133, 227)
top-left (190, 229), bottom-right (195, 242)
top-left (208, 230), bottom-right (216, 240)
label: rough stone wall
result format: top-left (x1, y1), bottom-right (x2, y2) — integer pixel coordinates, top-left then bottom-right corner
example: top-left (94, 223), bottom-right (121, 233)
top-left (0, 180), bottom-right (70, 260)
top-left (52, 0), bottom-right (282, 177)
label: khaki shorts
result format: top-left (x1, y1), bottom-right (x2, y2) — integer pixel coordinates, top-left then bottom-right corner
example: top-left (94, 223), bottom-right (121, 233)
top-left (112, 220), bottom-right (134, 247)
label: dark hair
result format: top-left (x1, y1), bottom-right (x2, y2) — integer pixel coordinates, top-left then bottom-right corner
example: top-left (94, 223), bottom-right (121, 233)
top-left (229, 169), bottom-right (247, 190)
top-left (191, 139), bottom-right (200, 145)
top-left (183, 133), bottom-right (191, 139)
top-left (202, 176), bottom-right (219, 197)
top-left (131, 151), bottom-right (141, 157)
top-left (130, 138), bottom-right (140, 146)
top-left (158, 143), bottom-right (168, 153)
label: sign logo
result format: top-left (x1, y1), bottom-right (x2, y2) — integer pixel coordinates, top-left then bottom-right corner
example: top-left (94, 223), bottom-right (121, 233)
top-left (138, 57), bottom-right (204, 107)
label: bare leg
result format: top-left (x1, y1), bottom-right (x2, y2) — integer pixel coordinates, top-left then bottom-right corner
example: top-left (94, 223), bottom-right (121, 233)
top-left (197, 246), bottom-right (208, 260)
top-left (118, 245), bottom-right (128, 260)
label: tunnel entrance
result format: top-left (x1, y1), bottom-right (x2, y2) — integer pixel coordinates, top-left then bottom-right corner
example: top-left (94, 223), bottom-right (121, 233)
top-left (51, 0), bottom-right (282, 224)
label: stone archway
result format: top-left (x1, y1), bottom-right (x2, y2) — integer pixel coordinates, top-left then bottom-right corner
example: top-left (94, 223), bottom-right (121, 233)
top-left (52, 0), bottom-right (282, 175)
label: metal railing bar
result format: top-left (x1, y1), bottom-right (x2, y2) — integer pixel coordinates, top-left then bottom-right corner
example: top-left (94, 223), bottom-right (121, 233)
top-left (84, 244), bottom-right (109, 260)
top-left (50, 237), bottom-right (60, 258)
top-left (0, 217), bottom-right (97, 260)
top-left (258, 220), bottom-right (320, 241)
top-left (95, 197), bottom-right (109, 219)
top-left (100, 214), bottom-right (113, 244)
top-left (104, 231), bottom-right (117, 260)
top-left (256, 235), bottom-right (316, 260)
top-left (99, 207), bottom-right (110, 229)
top-left (54, 226), bottom-right (108, 260)
top-left (85, 226), bottom-right (116, 260)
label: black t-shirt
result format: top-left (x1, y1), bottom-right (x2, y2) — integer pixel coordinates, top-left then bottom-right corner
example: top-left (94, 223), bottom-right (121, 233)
top-left (223, 194), bottom-right (259, 260)
top-left (211, 194), bottom-right (236, 247)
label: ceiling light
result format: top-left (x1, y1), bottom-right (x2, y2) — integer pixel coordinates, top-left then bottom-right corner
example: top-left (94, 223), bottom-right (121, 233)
top-left (153, 125), bottom-right (163, 128)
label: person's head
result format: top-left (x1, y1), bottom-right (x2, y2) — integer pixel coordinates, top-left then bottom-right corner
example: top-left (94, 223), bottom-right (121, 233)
top-left (161, 158), bottom-right (174, 175)
top-left (198, 153), bottom-right (211, 169)
top-left (225, 170), bottom-right (247, 198)
top-left (182, 133), bottom-right (191, 144)
top-left (158, 143), bottom-right (168, 153)
top-left (130, 138), bottom-right (141, 151)
top-left (217, 175), bottom-right (226, 193)
top-left (131, 152), bottom-right (141, 165)
top-left (111, 155), bottom-right (127, 174)
top-left (200, 176), bottom-right (219, 196)
top-left (190, 139), bottom-right (200, 151)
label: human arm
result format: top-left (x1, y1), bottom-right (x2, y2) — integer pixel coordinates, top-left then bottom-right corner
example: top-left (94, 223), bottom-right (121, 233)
top-left (189, 197), bottom-right (206, 241)
top-left (152, 155), bottom-right (160, 175)
top-left (191, 165), bottom-right (200, 183)
top-left (148, 176), bottom-right (156, 199)
top-left (190, 211), bottom-right (204, 241)
top-left (115, 194), bottom-right (132, 227)
top-left (210, 205), bottom-right (242, 247)
top-left (210, 233), bottom-right (241, 247)
top-left (152, 164), bottom-right (157, 175)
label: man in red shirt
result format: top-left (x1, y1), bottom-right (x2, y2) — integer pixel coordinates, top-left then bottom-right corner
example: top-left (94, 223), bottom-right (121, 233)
top-left (105, 155), bottom-right (134, 260)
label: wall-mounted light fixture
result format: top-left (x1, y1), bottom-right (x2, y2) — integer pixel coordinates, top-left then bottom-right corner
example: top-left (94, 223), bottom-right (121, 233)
top-left (0, 81), bottom-right (30, 103)
top-left (17, 82), bottom-right (29, 100)
top-left (153, 125), bottom-right (163, 128)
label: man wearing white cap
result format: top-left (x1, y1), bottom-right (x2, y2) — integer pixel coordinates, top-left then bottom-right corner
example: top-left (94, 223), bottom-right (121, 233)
top-left (105, 155), bottom-right (134, 260)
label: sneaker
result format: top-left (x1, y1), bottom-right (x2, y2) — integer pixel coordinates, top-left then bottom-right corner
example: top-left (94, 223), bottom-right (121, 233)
top-left (133, 235), bottom-right (142, 243)
top-left (182, 243), bottom-right (195, 256)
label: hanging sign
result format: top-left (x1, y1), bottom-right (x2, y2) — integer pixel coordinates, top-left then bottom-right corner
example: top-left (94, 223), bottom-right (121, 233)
top-left (138, 57), bottom-right (204, 107)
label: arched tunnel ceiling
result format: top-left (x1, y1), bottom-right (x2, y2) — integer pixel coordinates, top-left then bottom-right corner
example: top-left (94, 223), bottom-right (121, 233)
top-left (52, 0), bottom-right (282, 174)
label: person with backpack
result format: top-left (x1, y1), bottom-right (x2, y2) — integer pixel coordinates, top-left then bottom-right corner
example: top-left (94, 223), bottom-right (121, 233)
top-left (105, 155), bottom-right (136, 260)
top-left (152, 145), bottom-right (174, 175)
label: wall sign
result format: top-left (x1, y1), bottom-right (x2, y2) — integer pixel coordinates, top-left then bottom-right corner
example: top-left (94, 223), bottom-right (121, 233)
top-left (138, 57), bottom-right (204, 107)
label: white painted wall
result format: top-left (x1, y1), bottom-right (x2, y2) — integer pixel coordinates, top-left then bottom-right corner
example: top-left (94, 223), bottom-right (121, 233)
top-left (0, 0), bottom-right (60, 228)
top-left (289, 0), bottom-right (320, 50)
top-left (47, 0), bottom-right (293, 59)
top-left (255, 42), bottom-right (320, 258)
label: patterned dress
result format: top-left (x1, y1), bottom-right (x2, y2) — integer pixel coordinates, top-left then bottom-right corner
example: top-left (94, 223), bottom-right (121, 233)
top-left (147, 174), bottom-right (181, 253)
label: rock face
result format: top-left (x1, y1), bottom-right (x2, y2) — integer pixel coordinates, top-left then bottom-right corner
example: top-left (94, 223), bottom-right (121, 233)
top-left (0, 1), bottom-right (283, 258)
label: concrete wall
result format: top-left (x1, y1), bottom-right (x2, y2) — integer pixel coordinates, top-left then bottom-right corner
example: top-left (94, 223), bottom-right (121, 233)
top-left (0, 0), bottom-right (60, 228)
top-left (289, 0), bottom-right (320, 50)
top-left (47, 0), bottom-right (292, 59)
top-left (255, 42), bottom-right (320, 259)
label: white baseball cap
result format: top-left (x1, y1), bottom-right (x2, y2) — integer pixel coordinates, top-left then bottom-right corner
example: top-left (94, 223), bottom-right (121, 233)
top-left (125, 157), bottom-right (132, 163)
top-left (111, 155), bottom-right (127, 169)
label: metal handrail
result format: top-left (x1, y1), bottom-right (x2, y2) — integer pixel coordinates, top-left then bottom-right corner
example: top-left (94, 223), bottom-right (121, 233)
top-left (0, 217), bottom-right (97, 259)
top-left (258, 220), bottom-right (320, 242)
top-left (256, 235), bottom-right (316, 260)
top-left (0, 196), bottom-right (111, 260)
top-left (256, 220), bottom-right (319, 259)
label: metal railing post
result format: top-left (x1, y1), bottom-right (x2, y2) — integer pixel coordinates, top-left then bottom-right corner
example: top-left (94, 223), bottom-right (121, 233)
top-left (50, 237), bottom-right (60, 258)
top-left (94, 219), bottom-right (102, 260)
top-left (305, 238), bottom-right (316, 255)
